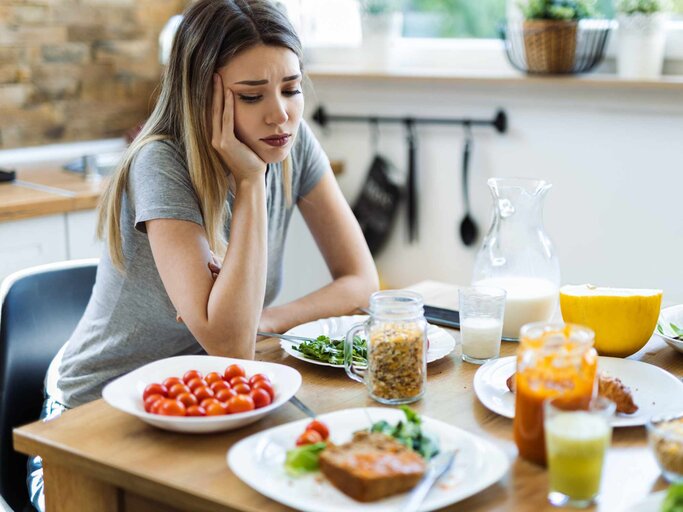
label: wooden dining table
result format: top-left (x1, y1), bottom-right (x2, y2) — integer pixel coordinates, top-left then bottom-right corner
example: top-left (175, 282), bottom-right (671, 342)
top-left (13, 280), bottom-right (678, 512)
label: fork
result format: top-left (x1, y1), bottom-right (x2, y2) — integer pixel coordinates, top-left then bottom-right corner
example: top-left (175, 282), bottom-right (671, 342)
top-left (257, 331), bottom-right (318, 344)
top-left (401, 450), bottom-right (457, 512)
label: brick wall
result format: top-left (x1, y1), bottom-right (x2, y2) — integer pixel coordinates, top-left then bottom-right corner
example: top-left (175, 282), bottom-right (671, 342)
top-left (0, 0), bottom-right (187, 149)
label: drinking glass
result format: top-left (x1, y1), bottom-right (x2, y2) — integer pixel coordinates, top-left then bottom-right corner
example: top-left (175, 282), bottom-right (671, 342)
top-left (458, 286), bottom-right (506, 364)
top-left (544, 396), bottom-right (615, 508)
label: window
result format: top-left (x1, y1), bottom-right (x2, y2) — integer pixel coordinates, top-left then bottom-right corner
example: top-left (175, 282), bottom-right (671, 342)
top-left (401, 0), bottom-right (506, 39)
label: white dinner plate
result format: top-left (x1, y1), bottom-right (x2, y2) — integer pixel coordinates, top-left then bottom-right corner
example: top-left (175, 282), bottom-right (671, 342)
top-left (622, 490), bottom-right (666, 512)
top-left (657, 304), bottom-right (683, 354)
top-left (227, 407), bottom-right (509, 512)
top-left (280, 315), bottom-right (456, 368)
top-left (473, 356), bottom-right (683, 428)
top-left (102, 355), bottom-right (301, 433)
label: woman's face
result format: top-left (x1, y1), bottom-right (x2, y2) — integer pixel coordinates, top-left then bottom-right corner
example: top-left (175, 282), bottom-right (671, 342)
top-left (217, 45), bottom-right (304, 165)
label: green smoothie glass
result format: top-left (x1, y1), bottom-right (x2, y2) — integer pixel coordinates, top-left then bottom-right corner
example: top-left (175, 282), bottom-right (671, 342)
top-left (544, 396), bottom-right (615, 508)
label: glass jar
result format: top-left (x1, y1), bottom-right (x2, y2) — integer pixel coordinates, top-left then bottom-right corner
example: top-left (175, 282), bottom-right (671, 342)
top-left (345, 290), bottom-right (427, 404)
top-left (472, 178), bottom-right (561, 339)
top-left (513, 322), bottom-right (597, 466)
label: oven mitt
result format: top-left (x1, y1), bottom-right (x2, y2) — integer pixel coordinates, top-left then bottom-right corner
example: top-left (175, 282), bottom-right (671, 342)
top-left (352, 155), bottom-right (403, 255)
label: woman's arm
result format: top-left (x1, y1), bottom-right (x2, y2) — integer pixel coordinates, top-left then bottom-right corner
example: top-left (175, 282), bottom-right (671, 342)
top-left (259, 170), bottom-right (380, 334)
top-left (147, 77), bottom-right (268, 359)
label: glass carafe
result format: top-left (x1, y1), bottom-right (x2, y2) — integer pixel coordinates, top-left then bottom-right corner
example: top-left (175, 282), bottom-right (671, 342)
top-left (472, 178), bottom-right (560, 339)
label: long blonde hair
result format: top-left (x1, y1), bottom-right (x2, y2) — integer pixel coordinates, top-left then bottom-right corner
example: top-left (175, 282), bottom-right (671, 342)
top-left (98, 0), bottom-right (302, 271)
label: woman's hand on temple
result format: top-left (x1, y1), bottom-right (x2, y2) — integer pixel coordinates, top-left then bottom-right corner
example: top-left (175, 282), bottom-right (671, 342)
top-left (211, 73), bottom-right (266, 182)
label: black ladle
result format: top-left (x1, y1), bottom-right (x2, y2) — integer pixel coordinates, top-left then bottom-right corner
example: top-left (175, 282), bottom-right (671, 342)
top-left (459, 125), bottom-right (478, 246)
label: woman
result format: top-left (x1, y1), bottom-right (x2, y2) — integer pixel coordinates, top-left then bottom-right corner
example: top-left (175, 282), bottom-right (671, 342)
top-left (28, 0), bottom-right (378, 508)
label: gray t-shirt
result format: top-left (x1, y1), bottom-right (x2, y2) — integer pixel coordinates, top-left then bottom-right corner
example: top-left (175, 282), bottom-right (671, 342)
top-left (54, 121), bottom-right (328, 407)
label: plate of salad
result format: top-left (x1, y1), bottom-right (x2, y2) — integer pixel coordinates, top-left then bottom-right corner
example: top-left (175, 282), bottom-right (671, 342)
top-left (227, 406), bottom-right (509, 512)
top-left (657, 305), bottom-right (683, 354)
top-left (279, 315), bottom-right (456, 368)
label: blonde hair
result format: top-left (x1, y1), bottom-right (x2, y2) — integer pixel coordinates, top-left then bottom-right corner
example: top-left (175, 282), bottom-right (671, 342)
top-left (98, 0), bottom-right (302, 271)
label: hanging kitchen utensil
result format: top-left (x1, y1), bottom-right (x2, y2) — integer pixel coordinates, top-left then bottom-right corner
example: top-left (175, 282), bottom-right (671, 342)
top-left (405, 119), bottom-right (418, 243)
top-left (459, 123), bottom-right (478, 246)
top-left (352, 119), bottom-right (403, 255)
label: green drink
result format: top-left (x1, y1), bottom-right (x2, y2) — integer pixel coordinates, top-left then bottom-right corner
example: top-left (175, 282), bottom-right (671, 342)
top-left (544, 397), bottom-right (614, 508)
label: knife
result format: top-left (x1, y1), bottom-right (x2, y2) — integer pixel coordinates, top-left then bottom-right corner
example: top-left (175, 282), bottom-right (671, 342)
top-left (401, 450), bottom-right (456, 512)
top-left (257, 331), bottom-right (318, 344)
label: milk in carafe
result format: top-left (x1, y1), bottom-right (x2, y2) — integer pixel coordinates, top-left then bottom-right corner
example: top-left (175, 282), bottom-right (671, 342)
top-left (473, 277), bottom-right (558, 338)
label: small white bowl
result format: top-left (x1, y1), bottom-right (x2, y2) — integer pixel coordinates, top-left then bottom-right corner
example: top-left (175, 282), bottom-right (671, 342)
top-left (102, 355), bottom-right (301, 433)
top-left (657, 305), bottom-right (683, 354)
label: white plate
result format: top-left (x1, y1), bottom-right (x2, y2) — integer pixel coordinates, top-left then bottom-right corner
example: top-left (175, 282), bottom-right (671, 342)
top-left (280, 315), bottom-right (456, 368)
top-left (102, 355), bottom-right (301, 433)
top-left (657, 304), bottom-right (683, 354)
top-left (227, 407), bottom-right (509, 512)
top-left (622, 490), bottom-right (666, 512)
top-left (473, 356), bottom-right (683, 428)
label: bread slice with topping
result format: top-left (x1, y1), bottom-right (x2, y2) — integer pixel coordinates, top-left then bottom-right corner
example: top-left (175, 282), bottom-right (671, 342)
top-left (319, 431), bottom-right (426, 502)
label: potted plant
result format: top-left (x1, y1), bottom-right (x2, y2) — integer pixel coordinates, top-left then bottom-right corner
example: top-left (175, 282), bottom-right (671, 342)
top-left (615, 0), bottom-right (670, 79)
top-left (358, 0), bottom-right (404, 67)
top-left (519, 0), bottom-right (596, 73)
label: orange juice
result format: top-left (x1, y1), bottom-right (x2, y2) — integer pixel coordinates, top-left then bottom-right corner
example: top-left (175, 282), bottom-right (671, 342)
top-left (513, 323), bottom-right (597, 465)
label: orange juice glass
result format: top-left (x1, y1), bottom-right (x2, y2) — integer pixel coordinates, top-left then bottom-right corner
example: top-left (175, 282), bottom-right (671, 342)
top-left (513, 322), bottom-right (597, 466)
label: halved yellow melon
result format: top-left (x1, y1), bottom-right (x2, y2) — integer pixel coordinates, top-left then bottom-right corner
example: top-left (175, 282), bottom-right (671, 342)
top-left (559, 284), bottom-right (662, 357)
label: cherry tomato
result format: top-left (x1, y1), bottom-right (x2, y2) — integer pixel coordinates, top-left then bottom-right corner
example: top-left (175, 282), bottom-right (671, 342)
top-left (205, 371), bottom-right (223, 385)
top-left (150, 399), bottom-right (164, 414)
top-left (183, 370), bottom-right (203, 384)
top-left (200, 397), bottom-right (220, 409)
top-left (162, 377), bottom-right (182, 389)
top-left (210, 380), bottom-right (230, 393)
top-left (250, 388), bottom-right (272, 409)
top-left (176, 392), bottom-right (198, 408)
top-left (144, 394), bottom-right (164, 413)
top-left (252, 380), bottom-right (275, 400)
top-left (215, 388), bottom-right (237, 403)
top-left (186, 405), bottom-right (206, 417)
top-left (193, 385), bottom-right (214, 402)
top-left (227, 394), bottom-right (255, 414)
top-left (248, 373), bottom-right (270, 386)
top-left (157, 398), bottom-right (186, 416)
top-left (205, 401), bottom-right (229, 416)
top-left (168, 383), bottom-right (191, 399)
top-left (224, 364), bottom-right (245, 381)
top-left (305, 420), bottom-right (329, 440)
top-left (186, 377), bottom-right (207, 392)
top-left (143, 383), bottom-right (167, 401)
top-left (296, 429), bottom-right (323, 446)
top-left (233, 383), bottom-right (251, 395)
top-left (230, 376), bottom-right (249, 387)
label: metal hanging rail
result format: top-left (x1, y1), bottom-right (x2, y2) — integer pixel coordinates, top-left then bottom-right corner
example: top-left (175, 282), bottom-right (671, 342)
top-left (311, 106), bottom-right (508, 134)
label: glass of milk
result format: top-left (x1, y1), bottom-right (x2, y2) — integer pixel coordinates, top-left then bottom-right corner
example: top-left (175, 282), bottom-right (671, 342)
top-left (544, 396), bottom-right (615, 508)
top-left (458, 286), bottom-right (506, 364)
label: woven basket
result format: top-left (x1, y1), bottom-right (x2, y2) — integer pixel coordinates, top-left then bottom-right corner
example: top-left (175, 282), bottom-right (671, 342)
top-left (523, 20), bottom-right (578, 74)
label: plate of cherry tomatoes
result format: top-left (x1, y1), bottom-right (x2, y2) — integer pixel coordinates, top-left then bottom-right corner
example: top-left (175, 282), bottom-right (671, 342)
top-left (102, 355), bottom-right (301, 433)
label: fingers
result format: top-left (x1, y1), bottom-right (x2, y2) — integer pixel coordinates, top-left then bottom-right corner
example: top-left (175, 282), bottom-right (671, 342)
top-left (211, 74), bottom-right (223, 148)
top-left (222, 83), bottom-right (235, 136)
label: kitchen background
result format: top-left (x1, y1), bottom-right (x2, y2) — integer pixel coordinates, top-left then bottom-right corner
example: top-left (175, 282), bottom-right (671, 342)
top-left (0, 0), bottom-right (682, 305)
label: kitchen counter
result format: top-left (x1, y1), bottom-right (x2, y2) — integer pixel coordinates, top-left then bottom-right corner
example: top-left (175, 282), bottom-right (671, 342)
top-left (0, 165), bottom-right (106, 222)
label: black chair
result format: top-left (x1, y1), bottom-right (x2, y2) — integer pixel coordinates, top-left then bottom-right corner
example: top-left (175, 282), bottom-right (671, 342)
top-left (0, 259), bottom-right (97, 512)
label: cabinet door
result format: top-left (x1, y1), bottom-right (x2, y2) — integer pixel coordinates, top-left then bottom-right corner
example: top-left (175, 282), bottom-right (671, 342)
top-left (0, 214), bottom-right (68, 282)
top-left (66, 210), bottom-right (103, 259)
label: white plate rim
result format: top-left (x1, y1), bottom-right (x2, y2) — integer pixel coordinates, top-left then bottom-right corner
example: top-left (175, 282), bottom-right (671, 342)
top-left (280, 315), bottom-right (456, 368)
top-left (657, 304), bottom-right (683, 353)
top-left (102, 355), bottom-right (302, 433)
top-left (227, 407), bottom-right (510, 512)
top-left (472, 355), bottom-right (683, 427)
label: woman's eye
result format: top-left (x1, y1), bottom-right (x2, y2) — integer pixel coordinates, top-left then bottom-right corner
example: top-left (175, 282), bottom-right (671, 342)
top-left (283, 89), bottom-right (302, 97)
top-left (238, 94), bottom-right (261, 103)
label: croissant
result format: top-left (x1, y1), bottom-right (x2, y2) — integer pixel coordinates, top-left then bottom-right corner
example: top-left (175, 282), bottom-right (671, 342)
top-left (505, 371), bottom-right (638, 415)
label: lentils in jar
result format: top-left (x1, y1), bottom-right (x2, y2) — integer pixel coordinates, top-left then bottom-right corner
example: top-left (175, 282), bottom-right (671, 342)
top-left (367, 322), bottom-right (426, 402)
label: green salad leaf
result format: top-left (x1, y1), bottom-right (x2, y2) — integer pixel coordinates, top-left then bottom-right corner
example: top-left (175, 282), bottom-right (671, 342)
top-left (284, 442), bottom-right (327, 476)
top-left (658, 322), bottom-right (683, 341)
top-left (370, 406), bottom-right (440, 460)
top-left (292, 335), bottom-right (367, 366)
top-left (662, 481), bottom-right (683, 512)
